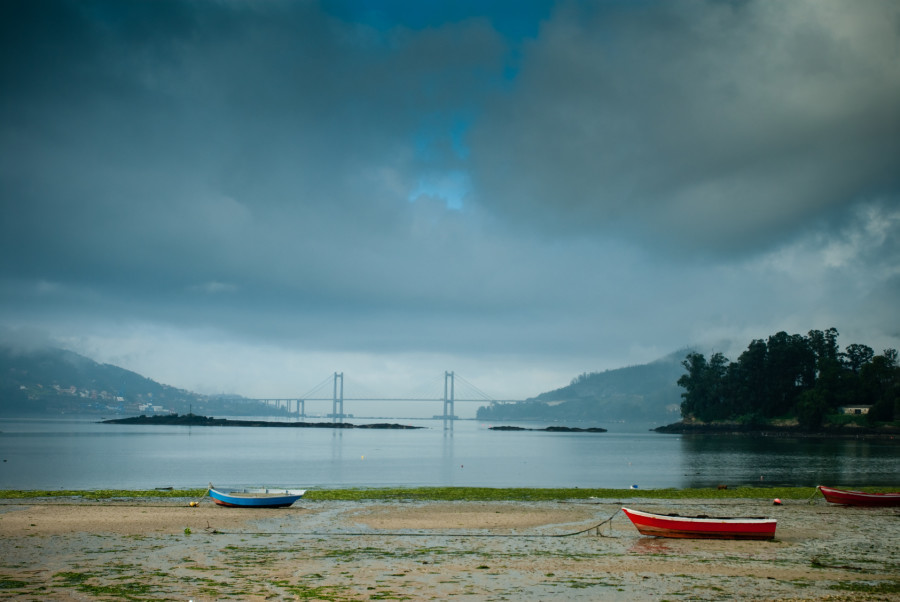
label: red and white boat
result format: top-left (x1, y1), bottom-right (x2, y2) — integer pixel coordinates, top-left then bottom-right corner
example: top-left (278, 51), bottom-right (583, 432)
top-left (621, 507), bottom-right (777, 540)
top-left (817, 485), bottom-right (900, 507)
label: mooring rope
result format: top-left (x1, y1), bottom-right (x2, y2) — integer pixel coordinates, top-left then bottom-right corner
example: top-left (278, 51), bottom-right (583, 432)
top-left (806, 487), bottom-right (821, 505)
top-left (188, 485), bottom-right (212, 507)
top-left (558, 508), bottom-right (620, 537)
top-left (203, 509), bottom-right (623, 539)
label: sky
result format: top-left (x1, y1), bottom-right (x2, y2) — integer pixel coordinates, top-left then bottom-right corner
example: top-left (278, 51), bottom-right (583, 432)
top-left (2, 0), bottom-right (899, 413)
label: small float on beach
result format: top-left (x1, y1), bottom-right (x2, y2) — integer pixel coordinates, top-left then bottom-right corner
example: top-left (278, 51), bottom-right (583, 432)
top-left (621, 507), bottom-right (777, 540)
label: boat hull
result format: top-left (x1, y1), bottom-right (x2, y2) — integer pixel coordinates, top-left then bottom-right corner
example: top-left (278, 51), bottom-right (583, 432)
top-left (818, 486), bottom-right (900, 507)
top-left (209, 487), bottom-right (306, 508)
top-left (622, 507), bottom-right (776, 540)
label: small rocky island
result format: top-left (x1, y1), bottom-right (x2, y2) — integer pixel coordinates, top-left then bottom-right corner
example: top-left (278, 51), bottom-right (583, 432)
top-left (488, 425), bottom-right (607, 433)
top-left (101, 414), bottom-right (423, 429)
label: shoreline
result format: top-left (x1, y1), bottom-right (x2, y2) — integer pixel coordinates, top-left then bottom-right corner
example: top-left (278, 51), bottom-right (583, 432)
top-left (1, 495), bottom-right (897, 599)
top-left (653, 421), bottom-right (900, 438)
top-left (0, 485), bottom-right (834, 502)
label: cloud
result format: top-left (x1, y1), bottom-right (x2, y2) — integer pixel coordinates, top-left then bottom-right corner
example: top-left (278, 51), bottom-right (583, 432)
top-left (0, 0), bottom-right (508, 306)
top-left (188, 281), bottom-right (238, 295)
top-left (1, 0), bottom-right (898, 402)
top-left (470, 0), bottom-right (900, 256)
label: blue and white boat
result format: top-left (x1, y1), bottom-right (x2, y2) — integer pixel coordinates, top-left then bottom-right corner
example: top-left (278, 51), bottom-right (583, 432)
top-left (209, 485), bottom-right (306, 508)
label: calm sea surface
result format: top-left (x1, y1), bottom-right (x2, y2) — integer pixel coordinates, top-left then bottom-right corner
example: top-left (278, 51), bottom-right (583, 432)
top-left (0, 416), bottom-right (896, 490)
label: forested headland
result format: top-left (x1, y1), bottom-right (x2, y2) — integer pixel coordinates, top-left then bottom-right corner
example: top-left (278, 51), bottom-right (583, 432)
top-left (675, 328), bottom-right (899, 429)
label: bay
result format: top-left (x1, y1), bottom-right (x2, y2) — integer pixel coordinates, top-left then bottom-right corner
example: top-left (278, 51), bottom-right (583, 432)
top-left (0, 416), bottom-right (896, 490)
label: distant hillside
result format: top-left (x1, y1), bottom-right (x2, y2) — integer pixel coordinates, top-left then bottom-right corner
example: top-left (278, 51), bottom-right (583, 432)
top-left (476, 349), bottom-right (692, 423)
top-left (0, 345), bottom-right (281, 417)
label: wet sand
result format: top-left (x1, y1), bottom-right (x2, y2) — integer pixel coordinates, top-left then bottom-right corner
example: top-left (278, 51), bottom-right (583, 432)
top-left (0, 496), bottom-right (898, 600)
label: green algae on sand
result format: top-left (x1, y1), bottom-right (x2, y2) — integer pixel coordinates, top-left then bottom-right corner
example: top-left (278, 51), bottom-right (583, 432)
top-left (0, 486), bottom-right (821, 502)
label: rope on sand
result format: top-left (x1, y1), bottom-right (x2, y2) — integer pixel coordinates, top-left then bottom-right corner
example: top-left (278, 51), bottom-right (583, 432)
top-left (555, 508), bottom-right (620, 537)
top-left (806, 487), bottom-right (822, 505)
top-left (189, 486), bottom-right (211, 507)
top-left (203, 509), bottom-right (623, 539)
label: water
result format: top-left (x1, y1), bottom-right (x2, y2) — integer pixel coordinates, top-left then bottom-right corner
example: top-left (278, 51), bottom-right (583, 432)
top-left (0, 416), bottom-right (896, 490)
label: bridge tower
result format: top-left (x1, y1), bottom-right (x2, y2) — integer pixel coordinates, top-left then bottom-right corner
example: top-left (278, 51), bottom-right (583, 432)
top-left (443, 371), bottom-right (455, 427)
top-left (332, 372), bottom-right (344, 421)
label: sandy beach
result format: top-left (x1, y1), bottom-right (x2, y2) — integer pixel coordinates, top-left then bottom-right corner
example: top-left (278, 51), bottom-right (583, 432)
top-left (1, 496), bottom-right (898, 600)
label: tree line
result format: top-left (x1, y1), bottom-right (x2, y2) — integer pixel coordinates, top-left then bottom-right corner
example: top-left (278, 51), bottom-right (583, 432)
top-left (677, 328), bottom-right (899, 428)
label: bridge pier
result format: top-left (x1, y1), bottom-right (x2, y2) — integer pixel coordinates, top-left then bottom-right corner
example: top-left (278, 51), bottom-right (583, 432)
top-left (443, 371), bottom-right (455, 429)
top-left (332, 372), bottom-right (344, 422)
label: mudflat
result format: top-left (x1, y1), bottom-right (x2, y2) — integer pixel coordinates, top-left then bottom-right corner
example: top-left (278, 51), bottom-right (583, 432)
top-left (1, 496), bottom-right (898, 600)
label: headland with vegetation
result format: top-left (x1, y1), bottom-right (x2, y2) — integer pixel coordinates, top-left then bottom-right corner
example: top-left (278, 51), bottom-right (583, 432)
top-left (659, 328), bottom-right (899, 435)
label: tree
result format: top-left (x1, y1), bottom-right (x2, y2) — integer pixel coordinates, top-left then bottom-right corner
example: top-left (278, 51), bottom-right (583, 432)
top-left (807, 328), bottom-right (840, 373)
top-left (705, 352), bottom-right (730, 420)
top-left (796, 388), bottom-right (829, 429)
top-left (677, 352), bottom-right (728, 422)
top-left (861, 350), bottom-right (900, 423)
top-left (677, 352), bottom-right (707, 421)
top-left (763, 332), bottom-right (815, 418)
top-left (730, 339), bottom-right (768, 418)
top-left (842, 343), bottom-right (874, 374)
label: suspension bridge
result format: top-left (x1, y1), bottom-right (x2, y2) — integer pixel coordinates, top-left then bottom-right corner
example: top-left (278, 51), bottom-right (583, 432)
top-left (249, 371), bottom-right (522, 427)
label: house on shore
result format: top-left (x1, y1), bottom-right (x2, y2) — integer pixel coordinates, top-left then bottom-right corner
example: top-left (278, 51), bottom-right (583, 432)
top-left (839, 405), bottom-right (873, 415)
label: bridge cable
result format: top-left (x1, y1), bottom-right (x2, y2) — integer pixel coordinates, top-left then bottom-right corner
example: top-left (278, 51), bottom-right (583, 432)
top-left (452, 373), bottom-right (497, 402)
top-left (299, 374), bottom-right (336, 400)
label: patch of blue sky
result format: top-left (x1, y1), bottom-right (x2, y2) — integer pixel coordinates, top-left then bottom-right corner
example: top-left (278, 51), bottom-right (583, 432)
top-left (408, 170), bottom-right (471, 211)
top-left (409, 110), bottom-right (472, 210)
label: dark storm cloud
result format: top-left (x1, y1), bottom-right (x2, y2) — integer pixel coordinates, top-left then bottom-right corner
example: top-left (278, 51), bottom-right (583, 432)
top-left (1, 0), bottom-right (609, 365)
top-left (471, 0), bottom-right (900, 256)
top-left (1, 1), bottom-right (510, 324)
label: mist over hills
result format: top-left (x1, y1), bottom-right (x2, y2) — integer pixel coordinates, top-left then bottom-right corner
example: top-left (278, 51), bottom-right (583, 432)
top-left (1, 344), bottom-right (691, 422)
top-left (0, 345), bottom-right (282, 417)
top-left (476, 349), bottom-right (691, 424)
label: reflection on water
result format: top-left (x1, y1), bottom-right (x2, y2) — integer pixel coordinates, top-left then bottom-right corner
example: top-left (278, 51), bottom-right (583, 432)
top-left (0, 417), bottom-right (896, 490)
top-left (679, 434), bottom-right (899, 488)
top-left (627, 539), bottom-right (672, 555)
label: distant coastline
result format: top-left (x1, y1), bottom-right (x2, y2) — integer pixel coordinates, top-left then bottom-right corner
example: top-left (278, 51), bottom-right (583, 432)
top-left (101, 414), bottom-right (423, 429)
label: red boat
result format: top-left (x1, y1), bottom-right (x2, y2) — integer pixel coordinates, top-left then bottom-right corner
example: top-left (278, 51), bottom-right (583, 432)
top-left (621, 507), bottom-right (777, 540)
top-left (817, 485), bottom-right (900, 507)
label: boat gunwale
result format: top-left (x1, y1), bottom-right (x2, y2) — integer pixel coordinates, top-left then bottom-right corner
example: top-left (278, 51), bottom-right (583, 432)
top-left (214, 488), bottom-right (307, 497)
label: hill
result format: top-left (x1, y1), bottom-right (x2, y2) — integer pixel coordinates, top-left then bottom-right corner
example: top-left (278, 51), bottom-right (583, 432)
top-left (476, 349), bottom-right (691, 423)
top-left (0, 345), bottom-right (280, 417)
